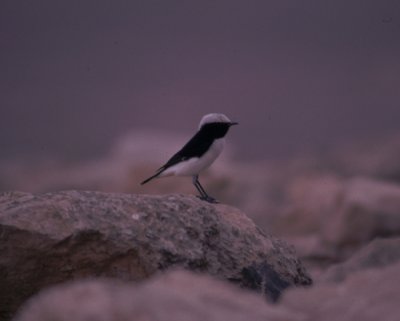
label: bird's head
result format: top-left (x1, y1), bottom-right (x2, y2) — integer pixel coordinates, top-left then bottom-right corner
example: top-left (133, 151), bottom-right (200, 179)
top-left (198, 113), bottom-right (238, 130)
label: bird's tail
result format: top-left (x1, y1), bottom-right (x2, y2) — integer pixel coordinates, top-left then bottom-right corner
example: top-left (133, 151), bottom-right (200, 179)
top-left (140, 169), bottom-right (163, 185)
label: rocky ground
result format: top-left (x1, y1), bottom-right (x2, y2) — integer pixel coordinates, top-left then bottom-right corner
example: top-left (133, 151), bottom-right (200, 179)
top-left (1, 131), bottom-right (400, 320)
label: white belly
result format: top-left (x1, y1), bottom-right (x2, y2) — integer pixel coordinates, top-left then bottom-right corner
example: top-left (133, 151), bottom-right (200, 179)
top-left (161, 138), bottom-right (225, 177)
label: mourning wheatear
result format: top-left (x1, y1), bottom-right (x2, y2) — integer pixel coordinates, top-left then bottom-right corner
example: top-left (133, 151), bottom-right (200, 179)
top-left (141, 113), bottom-right (238, 203)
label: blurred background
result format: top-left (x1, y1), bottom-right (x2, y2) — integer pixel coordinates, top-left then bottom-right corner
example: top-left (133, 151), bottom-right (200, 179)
top-left (1, 0), bottom-right (400, 162)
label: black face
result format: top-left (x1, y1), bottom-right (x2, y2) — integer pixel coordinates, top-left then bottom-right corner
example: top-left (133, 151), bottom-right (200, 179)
top-left (200, 122), bottom-right (235, 139)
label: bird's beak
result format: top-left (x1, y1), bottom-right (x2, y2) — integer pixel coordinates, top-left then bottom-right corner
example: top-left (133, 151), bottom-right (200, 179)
top-left (230, 122), bottom-right (239, 126)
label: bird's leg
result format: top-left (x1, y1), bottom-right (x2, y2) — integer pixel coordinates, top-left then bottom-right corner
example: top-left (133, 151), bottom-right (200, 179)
top-left (192, 175), bottom-right (219, 204)
top-left (192, 175), bottom-right (207, 198)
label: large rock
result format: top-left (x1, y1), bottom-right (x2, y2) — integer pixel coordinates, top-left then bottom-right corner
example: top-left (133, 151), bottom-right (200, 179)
top-left (14, 270), bottom-right (300, 321)
top-left (282, 262), bottom-right (400, 321)
top-left (0, 191), bottom-right (311, 320)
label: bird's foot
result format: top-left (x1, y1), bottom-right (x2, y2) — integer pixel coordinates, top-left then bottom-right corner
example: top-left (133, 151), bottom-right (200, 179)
top-left (197, 195), bottom-right (219, 204)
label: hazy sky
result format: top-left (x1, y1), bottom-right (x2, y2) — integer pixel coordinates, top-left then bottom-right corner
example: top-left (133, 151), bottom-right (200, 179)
top-left (1, 0), bottom-right (400, 161)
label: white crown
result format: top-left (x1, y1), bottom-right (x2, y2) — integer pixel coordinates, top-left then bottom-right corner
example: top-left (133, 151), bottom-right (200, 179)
top-left (198, 113), bottom-right (232, 129)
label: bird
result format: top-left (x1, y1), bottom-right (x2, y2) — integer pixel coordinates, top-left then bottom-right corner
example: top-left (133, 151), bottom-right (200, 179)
top-left (140, 113), bottom-right (238, 203)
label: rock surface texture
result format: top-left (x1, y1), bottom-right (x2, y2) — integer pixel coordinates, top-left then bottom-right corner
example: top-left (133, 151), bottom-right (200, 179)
top-left (0, 191), bottom-right (311, 320)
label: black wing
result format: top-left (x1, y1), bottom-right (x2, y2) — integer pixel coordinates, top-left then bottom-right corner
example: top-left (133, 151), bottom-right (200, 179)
top-left (159, 129), bottom-right (214, 170)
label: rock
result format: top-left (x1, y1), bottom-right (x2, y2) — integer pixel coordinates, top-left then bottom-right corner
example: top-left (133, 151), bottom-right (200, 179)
top-left (323, 178), bottom-right (400, 248)
top-left (281, 177), bottom-right (400, 264)
top-left (320, 237), bottom-right (400, 283)
top-left (0, 191), bottom-right (311, 320)
top-left (16, 259), bottom-right (400, 321)
top-left (278, 174), bottom-right (343, 236)
top-left (14, 270), bottom-right (301, 321)
top-left (282, 262), bottom-right (400, 321)
top-left (0, 130), bottom-right (189, 193)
